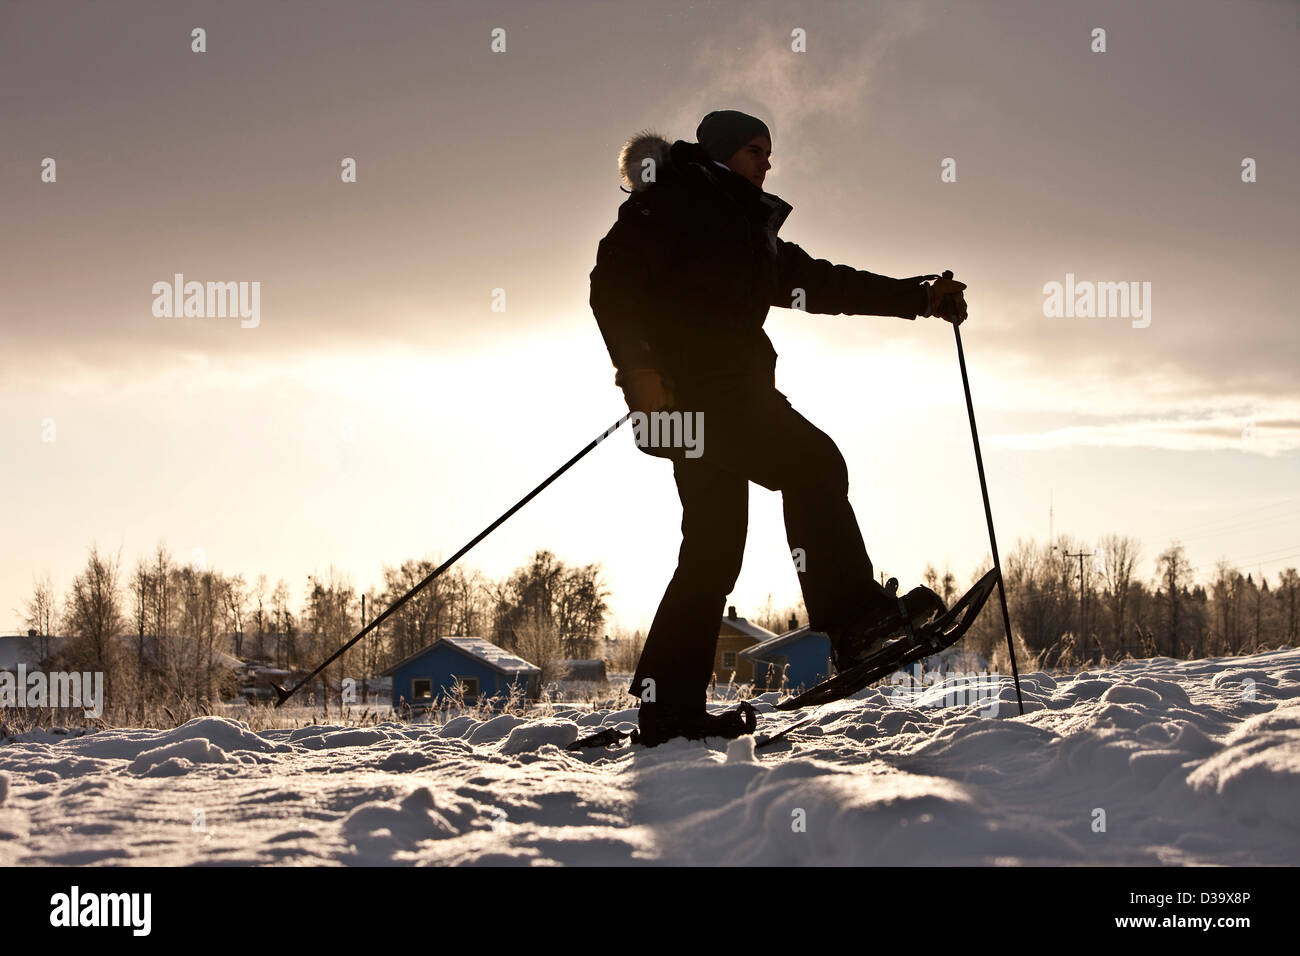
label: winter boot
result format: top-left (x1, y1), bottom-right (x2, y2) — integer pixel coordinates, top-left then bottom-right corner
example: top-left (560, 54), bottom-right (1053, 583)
top-left (829, 580), bottom-right (947, 671)
top-left (632, 700), bottom-right (759, 748)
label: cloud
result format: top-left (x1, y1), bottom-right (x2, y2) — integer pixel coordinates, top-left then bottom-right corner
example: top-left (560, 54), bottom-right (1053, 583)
top-left (676, 0), bottom-right (931, 176)
top-left (988, 406), bottom-right (1300, 455)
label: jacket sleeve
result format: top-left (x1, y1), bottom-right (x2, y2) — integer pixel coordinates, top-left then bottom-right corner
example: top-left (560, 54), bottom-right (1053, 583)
top-left (589, 196), bottom-right (673, 376)
top-left (772, 239), bottom-right (930, 320)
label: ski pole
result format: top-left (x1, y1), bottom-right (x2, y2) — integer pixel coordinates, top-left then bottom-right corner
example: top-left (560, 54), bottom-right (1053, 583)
top-left (273, 412), bottom-right (632, 706)
top-left (940, 270), bottom-right (1025, 715)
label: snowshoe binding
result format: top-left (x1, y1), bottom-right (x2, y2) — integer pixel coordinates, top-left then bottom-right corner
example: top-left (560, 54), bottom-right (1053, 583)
top-left (829, 578), bottom-right (947, 672)
top-left (631, 700), bottom-right (758, 748)
top-left (777, 567), bottom-right (1000, 710)
top-left (566, 702), bottom-right (759, 751)
top-left (567, 701), bottom-right (759, 750)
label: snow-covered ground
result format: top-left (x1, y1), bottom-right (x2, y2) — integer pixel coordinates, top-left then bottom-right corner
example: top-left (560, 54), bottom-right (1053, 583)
top-left (1, 649), bottom-right (1297, 865)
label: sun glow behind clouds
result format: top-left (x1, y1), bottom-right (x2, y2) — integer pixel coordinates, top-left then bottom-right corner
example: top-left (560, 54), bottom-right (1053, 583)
top-left (989, 411), bottom-right (1300, 455)
top-left (2, 315), bottom-right (1296, 637)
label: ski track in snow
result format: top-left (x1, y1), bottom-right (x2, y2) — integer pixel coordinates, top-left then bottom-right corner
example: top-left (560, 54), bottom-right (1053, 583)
top-left (1, 650), bottom-right (1298, 866)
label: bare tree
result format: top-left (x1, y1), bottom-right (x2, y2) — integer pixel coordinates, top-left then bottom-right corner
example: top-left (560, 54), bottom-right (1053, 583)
top-left (63, 544), bottom-right (125, 698)
top-left (606, 624), bottom-right (645, 672)
top-left (1278, 568), bottom-right (1299, 645)
top-left (1251, 572), bottom-right (1265, 653)
top-left (1209, 559), bottom-right (1240, 655)
top-left (271, 578), bottom-right (293, 668)
top-left (492, 550), bottom-right (563, 651)
top-left (129, 559), bottom-right (152, 720)
top-left (1099, 533), bottom-right (1140, 656)
top-left (554, 562), bottom-right (609, 657)
top-left (750, 594), bottom-right (807, 635)
top-left (304, 567), bottom-right (357, 714)
top-left (359, 585), bottom-right (379, 702)
top-left (493, 551), bottom-right (608, 658)
top-left (943, 567), bottom-right (958, 607)
top-left (21, 572), bottom-right (59, 661)
top-left (251, 574), bottom-right (269, 660)
top-left (224, 574), bottom-right (249, 659)
top-left (1156, 543), bottom-right (1194, 657)
top-left (380, 557), bottom-right (447, 663)
top-left (513, 607), bottom-right (569, 684)
top-left (444, 567), bottom-right (487, 637)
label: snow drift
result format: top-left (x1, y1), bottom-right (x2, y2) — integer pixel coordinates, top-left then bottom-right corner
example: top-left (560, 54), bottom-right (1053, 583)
top-left (0, 649), bottom-right (1297, 865)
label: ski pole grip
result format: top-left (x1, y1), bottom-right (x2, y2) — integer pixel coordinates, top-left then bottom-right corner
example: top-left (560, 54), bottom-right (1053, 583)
top-left (937, 270), bottom-right (958, 318)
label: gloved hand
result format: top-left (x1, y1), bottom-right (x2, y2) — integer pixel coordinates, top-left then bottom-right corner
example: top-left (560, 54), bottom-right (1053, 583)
top-left (616, 368), bottom-right (674, 414)
top-left (926, 275), bottom-right (967, 325)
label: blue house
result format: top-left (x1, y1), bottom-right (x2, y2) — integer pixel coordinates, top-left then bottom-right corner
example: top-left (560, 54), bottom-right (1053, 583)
top-left (380, 637), bottom-right (541, 712)
top-left (739, 622), bottom-right (834, 694)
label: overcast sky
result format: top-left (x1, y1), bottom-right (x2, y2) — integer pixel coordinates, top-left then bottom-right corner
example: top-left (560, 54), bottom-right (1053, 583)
top-left (2, 0), bottom-right (1297, 636)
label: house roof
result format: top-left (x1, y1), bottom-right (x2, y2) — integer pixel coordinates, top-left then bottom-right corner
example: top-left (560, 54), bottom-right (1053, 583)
top-left (0, 634), bottom-right (240, 671)
top-left (0, 635), bottom-right (71, 670)
top-left (134, 635), bottom-right (242, 670)
top-left (738, 624), bottom-right (829, 661)
top-left (379, 636), bottom-right (541, 677)
top-left (718, 615), bottom-right (778, 644)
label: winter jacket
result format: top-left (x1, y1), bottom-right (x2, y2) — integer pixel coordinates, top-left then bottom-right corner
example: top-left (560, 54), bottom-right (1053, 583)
top-left (589, 132), bottom-right (930, 390)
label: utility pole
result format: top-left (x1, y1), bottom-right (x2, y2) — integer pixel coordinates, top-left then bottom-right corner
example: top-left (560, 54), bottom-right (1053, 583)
top-left (137, 574), bottom-right (145, 725)
top-left (1055, 546), bottom-right (1096, 648)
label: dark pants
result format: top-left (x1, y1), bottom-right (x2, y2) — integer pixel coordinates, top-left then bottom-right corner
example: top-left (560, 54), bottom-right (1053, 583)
top-left (628, 379), bottom-right (877, 708)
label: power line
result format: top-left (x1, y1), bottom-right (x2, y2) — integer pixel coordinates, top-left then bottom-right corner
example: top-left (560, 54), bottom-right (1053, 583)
top-left (1226, 551), bottom-right (1300, 571)
top-left (1148, 495), bottom-right (1298, 541)
top-left (1218, 543), bottom-right (1300, 564)
top-left (1171, 508), bottom-right (1300, 545)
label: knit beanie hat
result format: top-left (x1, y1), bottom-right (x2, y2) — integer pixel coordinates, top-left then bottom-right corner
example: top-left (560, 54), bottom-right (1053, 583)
top-left (696, 110), bottom-right (771, 163)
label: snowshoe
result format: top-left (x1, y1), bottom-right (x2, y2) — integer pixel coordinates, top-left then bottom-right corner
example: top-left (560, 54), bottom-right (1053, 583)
top-left (830, 579), bottom-right (947, 671)
top-left (570, 703), bottom-right (817, 752)
top-left (631, 700), bottom-right (759, 748)
top-left (777, 567), bottom-right (999, 710)
top-left (566, 726), bottom-right (633, 750)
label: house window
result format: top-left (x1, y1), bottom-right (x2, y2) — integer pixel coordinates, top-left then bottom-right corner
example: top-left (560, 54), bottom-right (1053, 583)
top-left (721, 651), bottom-right (737, 669)
top-left (453, 676), bottom-right (479, 700)
top-left (412, 678), bottom-right (433, 700)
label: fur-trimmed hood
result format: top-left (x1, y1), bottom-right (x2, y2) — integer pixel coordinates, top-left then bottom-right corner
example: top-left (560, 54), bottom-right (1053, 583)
top-left (618, 130), bottom-right (748, 194)
top-left (618, 130), bottom-right (678, 192)
top-left (614, 128), bottom-right (793, 250)
top-left (617, 129), bottom-right (791, 215)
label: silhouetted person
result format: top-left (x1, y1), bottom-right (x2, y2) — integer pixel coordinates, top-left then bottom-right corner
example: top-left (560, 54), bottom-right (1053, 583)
top-left (590, 110), bottom-right (967, 746)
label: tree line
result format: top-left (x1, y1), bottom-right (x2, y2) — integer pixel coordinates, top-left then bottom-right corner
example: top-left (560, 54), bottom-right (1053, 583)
top-left (16, 544), bottom-right (610, 723)
top-left (13, 533), bottom-right (1297, 723)
top-left (936, 534), bottom-right (1297, 671)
